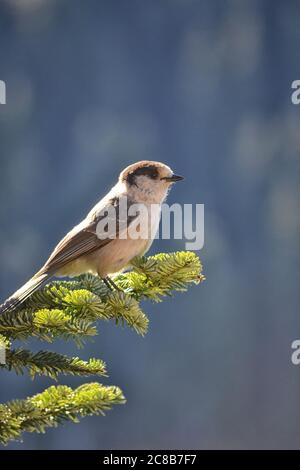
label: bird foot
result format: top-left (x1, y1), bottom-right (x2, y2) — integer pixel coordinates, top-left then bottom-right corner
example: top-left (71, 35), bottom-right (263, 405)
top-left (102, 276), bottom-right (121, 291)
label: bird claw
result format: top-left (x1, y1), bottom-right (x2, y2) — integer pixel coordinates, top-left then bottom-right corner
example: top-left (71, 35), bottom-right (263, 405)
top-left (102, 276), bottom-right (122, 291)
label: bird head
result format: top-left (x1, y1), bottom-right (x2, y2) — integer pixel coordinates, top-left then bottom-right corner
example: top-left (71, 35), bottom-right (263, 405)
top-left (119, 161), bottom-right (184, 203)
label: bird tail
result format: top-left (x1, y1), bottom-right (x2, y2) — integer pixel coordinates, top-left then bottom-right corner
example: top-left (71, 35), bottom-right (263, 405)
top-left (0, 271), bottom-right (51, 315)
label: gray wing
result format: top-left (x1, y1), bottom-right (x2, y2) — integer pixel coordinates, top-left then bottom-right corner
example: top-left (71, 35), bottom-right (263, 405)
top-left (41, 196), bottom-right (137, 275)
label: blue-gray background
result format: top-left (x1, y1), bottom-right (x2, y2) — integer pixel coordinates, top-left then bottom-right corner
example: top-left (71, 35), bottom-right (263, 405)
top-left (1, 0), bottom-right (300, 450)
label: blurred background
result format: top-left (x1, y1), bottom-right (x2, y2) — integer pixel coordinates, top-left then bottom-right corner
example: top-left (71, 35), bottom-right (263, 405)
top-left (0, 0), bottom-right (300, 450)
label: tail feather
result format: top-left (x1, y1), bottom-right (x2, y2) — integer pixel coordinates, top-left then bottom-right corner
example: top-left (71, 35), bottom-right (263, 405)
top-left (0, 272), bottom-right (50, 314)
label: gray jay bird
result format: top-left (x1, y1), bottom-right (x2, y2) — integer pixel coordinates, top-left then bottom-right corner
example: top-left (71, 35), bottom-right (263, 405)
top-left (0, 160), bottom-right (183, 313)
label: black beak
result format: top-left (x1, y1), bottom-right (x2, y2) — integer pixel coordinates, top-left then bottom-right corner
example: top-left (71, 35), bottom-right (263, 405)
top-left (161, 174), bottom-right (184, 182)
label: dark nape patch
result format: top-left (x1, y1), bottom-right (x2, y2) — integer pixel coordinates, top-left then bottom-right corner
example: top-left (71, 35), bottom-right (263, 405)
top-left (127, 165), bottom-right (159, 186)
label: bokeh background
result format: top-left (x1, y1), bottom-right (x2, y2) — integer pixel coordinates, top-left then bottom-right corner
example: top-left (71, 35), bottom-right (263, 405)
top-left (0, 0), bottom-right (300, 450)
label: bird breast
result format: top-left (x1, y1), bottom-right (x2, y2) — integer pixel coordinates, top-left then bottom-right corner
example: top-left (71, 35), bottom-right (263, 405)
top-left (57, 202), bottom-right (162, 278)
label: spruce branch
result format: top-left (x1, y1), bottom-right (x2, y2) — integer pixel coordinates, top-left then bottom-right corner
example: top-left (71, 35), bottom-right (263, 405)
top-left (0, 333), bottom-right (10, 349)
top-left (0, 251), bottom-right (204, 445)
top-left (1, 348), bottom-right (107, 379)
top-left (0, 308), bottom-right (97, 344)
top-left (0, 382), bottom-right (125, 445)
top-left (114, 251), bottom-right (205, 301)
top-left (19, 285), bottom-right (148, 336)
